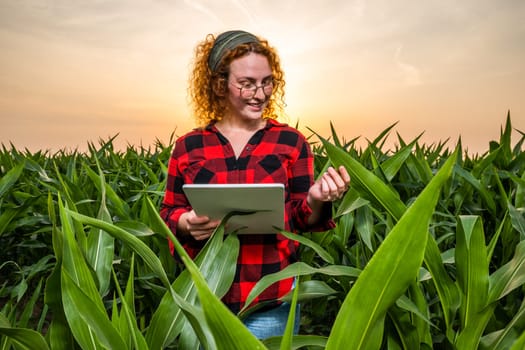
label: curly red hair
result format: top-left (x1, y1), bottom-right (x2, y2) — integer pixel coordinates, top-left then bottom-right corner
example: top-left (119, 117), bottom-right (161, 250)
top-left (188, 33), bottom-right (286, 127)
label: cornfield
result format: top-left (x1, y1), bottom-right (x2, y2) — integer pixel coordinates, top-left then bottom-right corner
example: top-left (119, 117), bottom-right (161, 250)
top-left (0, 114), bottom-right (524, 349)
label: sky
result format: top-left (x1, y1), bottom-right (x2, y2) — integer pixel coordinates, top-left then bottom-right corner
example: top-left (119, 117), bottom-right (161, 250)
top-left (1, 0), bottom-right (524, 155)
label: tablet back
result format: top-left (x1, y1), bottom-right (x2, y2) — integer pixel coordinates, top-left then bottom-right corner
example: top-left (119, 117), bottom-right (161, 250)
top-left (182, 183), bottom-right (285, 234)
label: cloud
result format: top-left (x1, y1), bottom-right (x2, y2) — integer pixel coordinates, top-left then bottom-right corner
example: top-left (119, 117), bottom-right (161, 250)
top-left (183, 0), bottom-right (222, 25)
top-left (394, 44), bottom-right (422, 86)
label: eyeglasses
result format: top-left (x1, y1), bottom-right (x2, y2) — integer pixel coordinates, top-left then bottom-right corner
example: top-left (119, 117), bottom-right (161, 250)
top-left (229, 79), bottom-right (274, 99)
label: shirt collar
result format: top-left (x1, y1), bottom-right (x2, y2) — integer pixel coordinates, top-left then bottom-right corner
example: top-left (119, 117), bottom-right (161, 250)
top-left (204, 118), bottom-right (287, 132)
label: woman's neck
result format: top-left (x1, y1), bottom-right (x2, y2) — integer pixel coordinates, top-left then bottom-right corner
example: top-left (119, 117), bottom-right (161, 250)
top-left (215, 116), bottom-right (266, 133)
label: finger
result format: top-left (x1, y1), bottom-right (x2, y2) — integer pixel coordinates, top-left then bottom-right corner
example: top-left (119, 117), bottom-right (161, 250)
top-left (338, 165), bottom-right (351, 185)
top-left (319, 176), bottom-right (336, 201)
top-left (322, 172), bottom-right (339, 194)
top-left (323, 169), bottom-right (350, 201)
top-left (191, 228), bottom-right (213, 240)
top-left (187, 215), bottom-right (211, 225)
top-left (320, 176), bottom-right (332, 197)
top-left (327, 167), bottom-right (348, 190)
top-left (193, 232), bottom-right (208, 241)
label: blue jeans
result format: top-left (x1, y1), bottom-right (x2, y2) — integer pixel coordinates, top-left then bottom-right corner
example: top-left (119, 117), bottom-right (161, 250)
top-left (243, 302), bottom-right (300, 339)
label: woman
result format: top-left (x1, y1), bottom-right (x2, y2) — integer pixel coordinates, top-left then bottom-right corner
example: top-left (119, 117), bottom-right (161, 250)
top-left (160, 30), bottom-right (350, 339)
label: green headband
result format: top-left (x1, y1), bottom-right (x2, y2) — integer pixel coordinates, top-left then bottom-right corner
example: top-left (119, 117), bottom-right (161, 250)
top-left (208, 30), bottom-right (260, 72)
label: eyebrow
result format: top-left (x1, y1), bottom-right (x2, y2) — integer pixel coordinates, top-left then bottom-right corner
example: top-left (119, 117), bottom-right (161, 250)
top-left (232, 74), bottom-right (273, 82)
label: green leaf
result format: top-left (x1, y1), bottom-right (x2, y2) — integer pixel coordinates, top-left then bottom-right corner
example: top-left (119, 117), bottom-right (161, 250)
top-left (488, 240), bottom-right (525, 302)
top-left (144, 198), bottom-right (239, 349)
top-left (423, 234), bottom-right (461, 338)
top-left (61, 270), bottom-right (127, 349)
top-left (454, 216), bottom-right (491, 349)
top-left (319, 137), bottom-right (407, 220)
top-left (67, 209), bottom-right (171, 287)
top-left (242, 262), bottom-right (361, 315)
top-left (111, 258), bottom-right (149, 350)
top-left (355, 206), bottom-right (374, 251)
top-left (263, 335), bottom-right (327, 350)
top-left (323, 137), bottom-right (460, 337)
top-left (325, 148), bottom-right (456, 350)
top-left (279, 280), bottom-right (338, 303)
top-left (279, 230), bottom-right (334, 264)
top-left (0, 327), bottom-right (50, 350)
top-left (0, 160), bottom-right (24, 198)
top-left (481, 298), bottom-right (525, 349)
top-left (395, 294), bottom-right (435, 328)
top-left (454, 165), bottom-right (497, 215)
top-left (0, 207), bottom-right (20, 237)
top-left (84, 163), bottom-right (130, 219)
top-left (508, 204), bottom-right (525, 240)
top-left (154, 204), bottom-right (265, 349)
top-left (380, 138), bottom-right (418, 182)
top-left (86, 163), bottom-right (114, 296)
top-left (182, 254), bottom-right (267, 349)
top-left (280, 279), bottom-right (299, 350)
top-left (58, 195), bottom-right (106, 313)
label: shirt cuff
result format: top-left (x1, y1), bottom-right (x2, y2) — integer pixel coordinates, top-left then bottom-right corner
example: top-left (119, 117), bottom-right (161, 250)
top-left (297, 198), bottom-right (336, 232)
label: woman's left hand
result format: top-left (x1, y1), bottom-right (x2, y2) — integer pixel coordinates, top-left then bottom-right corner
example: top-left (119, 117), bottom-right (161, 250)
top-left (307, 165), bottom-right (351, 205)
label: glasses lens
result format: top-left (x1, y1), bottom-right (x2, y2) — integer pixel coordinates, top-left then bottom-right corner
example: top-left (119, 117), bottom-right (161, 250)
top-left (263, 81), bottom-right (273, 95)
top-left (241, 86), bottom-right (256, 98)
top-left (240, 82), bottom-right (273, 98)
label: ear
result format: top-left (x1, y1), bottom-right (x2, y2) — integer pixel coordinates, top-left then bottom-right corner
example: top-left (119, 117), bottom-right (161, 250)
top-left (213, 77), bottom-right (227, 97)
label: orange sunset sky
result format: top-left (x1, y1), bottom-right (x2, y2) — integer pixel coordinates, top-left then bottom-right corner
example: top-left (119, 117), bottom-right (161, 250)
top-left (1, 1), bottom-right (524, 155)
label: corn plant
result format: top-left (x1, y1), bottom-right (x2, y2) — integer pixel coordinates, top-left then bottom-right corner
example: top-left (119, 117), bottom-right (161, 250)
top-left (1, 114), bottom-right (524, 349)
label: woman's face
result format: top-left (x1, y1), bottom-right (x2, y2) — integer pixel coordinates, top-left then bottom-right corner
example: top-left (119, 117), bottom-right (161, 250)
top-left (225, 53), bottom-right (273, 123)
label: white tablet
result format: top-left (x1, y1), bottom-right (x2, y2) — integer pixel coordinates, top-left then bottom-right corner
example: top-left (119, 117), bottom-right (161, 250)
top-left (182, 183), bottom-right (285, 234)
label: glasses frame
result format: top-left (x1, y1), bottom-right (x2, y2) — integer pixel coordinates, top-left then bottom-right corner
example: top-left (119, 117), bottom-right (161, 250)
top-left (228, 78), bottom-right (274, 99)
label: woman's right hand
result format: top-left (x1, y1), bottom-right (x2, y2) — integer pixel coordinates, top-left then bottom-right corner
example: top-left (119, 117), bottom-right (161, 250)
top-left (178, 210), bottom-right (221, 241)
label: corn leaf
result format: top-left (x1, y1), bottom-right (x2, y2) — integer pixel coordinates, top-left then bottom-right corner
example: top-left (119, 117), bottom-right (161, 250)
top-left (488, 240), bottom-right (525, 302)
top-left (143, 199), bottom-right (266, 349)
top-left (280, 279), bottom-right (299, 350)
top-left (325, 148), bottom-right (456, 350)
top-left (278, 230), bottom-right (334, 264)
top-left (454, 165), bottom-right (497, 215)
top-left (111, 255), bottom-right (149, 350)
top-left (178, 230), bottom-right (239, 350)
top-left (85, 163), bottom-right (114, 296)
top-left (511, 333), bottom-right (525, 350)
top-left (61, 270), bottom-right (127, 349)
top-left (45, 194), bottom-right (75, 350)
top-left (181, 253), bottom-right (267, 349)
top-left (0, 327), bottom-right (50, 350)
top-left (144, 198), bottom-right (239, 349)
top-left (0, 160), bottom-right (24, 198)
top-left (58, 196), bottom-right (106, 311)
top-left (355, 206), bottom-right (374, 251)
top-left (380, 138), bottom-right (418, 182)
top-left (322, 138), bottom-right (461, 336)
top-left (454, 215), bottom-right (492, 349)
top-left (279, 280), bottom-right (337, 302)
top-left (423, 233), bottom-right (461, 337)
top-left (481, 298), bottom-right (525, 349)
top-left (84, 163), bottom-right (130, 219)
top-left (318, 137), bottom-right (407, 220)
top-left (67, 209), bottom-right (171, 287)
top-left (242, 262), bottom-right (361, 315)
top-left (263, 335), bottom-right (327, 350)
top-left (508, 204), bottom-right (525, 239)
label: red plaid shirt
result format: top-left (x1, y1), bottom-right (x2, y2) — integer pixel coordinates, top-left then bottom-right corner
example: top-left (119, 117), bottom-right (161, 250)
top-left (160, 119), bottom-right (334, 313)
